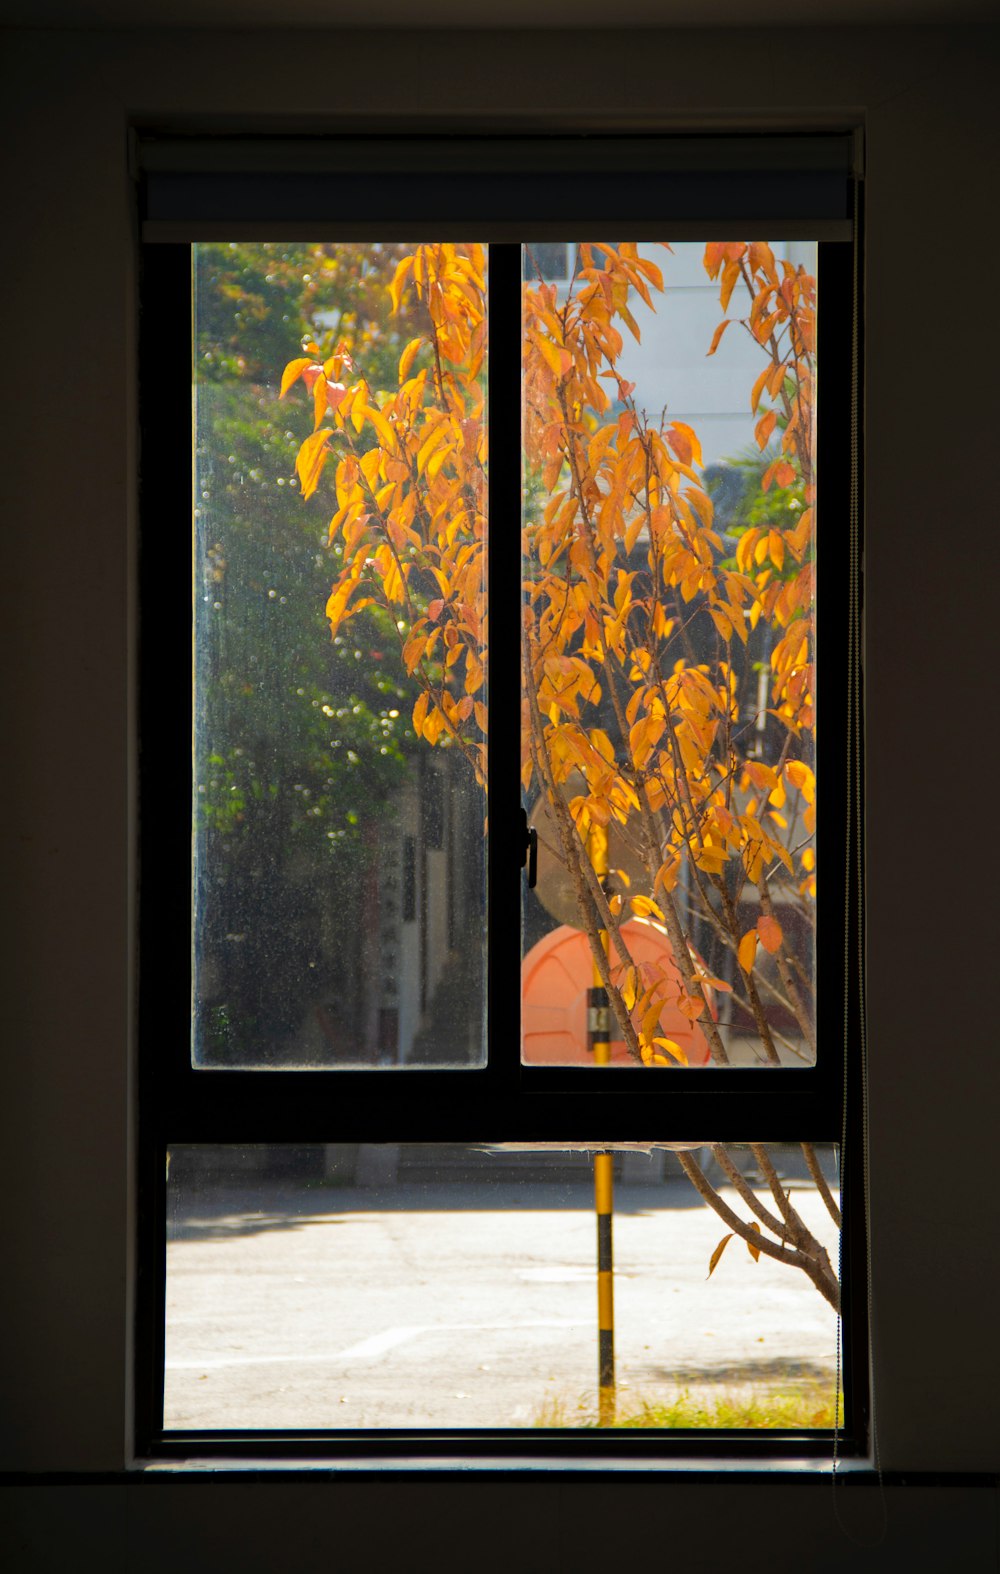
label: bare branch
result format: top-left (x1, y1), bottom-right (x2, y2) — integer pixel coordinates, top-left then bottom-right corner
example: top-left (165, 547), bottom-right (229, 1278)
top-left (801, 1143), bottom-right (842, 1229)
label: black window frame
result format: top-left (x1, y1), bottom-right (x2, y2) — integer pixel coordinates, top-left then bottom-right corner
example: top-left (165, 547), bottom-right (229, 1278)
top-left (135, 132), bottom-right (867, 1464)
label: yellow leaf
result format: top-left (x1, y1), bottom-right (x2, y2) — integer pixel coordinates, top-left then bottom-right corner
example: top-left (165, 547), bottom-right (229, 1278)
top-left (785, 759), bottom-right (816, 803)
top-left (744, 841), bottom-right (765, 885)
top-left (312, 370), bottom-right (328, 431)
top-left (295, 429), bottom-right (332, 501)
top-left (630, 894), bottom-right (665, 922)
top-left (670, 421), bottom-right (703, 468)
top-left (363, 404), bottom-right (395, 451)
top-left (422, 706), bottom-right (446, 745)
top-left (398, 337), bottom-right (423, 382)
top-left (280, 357), bottom-right (315, 399)
top-left (402, 632), bottom-right (428, 675)
top-left (694, 844), bottom-right (729, 874)
top-left (757, 914), bottom-right (783, 954)
top-left (707, 1233), bottom-right (734, 1279)
top-left (743, 760), bottom-right (778, 792)
top-left (417, 423), bottom-right (449, 476)
top-left (412, 690), bottom-right (428, 739)
top-left (746, 1222), bottom-right (762, 1262)
top-left (325, 573), bottom-right (362, 640)
top-left (652, 1037), bottom-right (688, 1066)
top-left (737, 929), bottom-right (758, 973)
top-left (624, 513), bottom-right (645, 554)
top-left (389, 254), bottom-right (415, 314)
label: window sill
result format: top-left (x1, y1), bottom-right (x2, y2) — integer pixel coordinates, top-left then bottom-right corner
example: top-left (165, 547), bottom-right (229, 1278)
top-left (138, 1452), bottom-right (870, 1478)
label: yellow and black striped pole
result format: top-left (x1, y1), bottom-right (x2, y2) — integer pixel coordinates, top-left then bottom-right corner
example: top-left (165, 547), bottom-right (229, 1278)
top-left (586, 823), bottom-right (615, 1421)
top-left (586, 823), bottom-right (611, 1067)
top-left (594, 1150), bottom-right (616, 1425)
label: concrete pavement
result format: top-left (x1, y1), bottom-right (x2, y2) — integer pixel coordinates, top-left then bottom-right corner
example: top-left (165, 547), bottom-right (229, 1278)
top-left (164, 1172), bottom-right (840, 1430)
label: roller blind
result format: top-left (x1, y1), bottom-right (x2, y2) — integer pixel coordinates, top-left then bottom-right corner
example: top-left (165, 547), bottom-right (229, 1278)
top-left (138, 132), bottom-right (859, 241)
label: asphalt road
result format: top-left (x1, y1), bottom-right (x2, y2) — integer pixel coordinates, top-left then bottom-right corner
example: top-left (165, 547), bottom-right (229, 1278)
top-left (164, 1173), bottom-right (840, 1431)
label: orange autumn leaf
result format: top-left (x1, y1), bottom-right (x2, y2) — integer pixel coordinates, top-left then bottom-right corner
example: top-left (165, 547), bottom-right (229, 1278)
top-left (295, 428), bottom-right (333, 501)
top-left (280, 356), bottom-right (316, 398)
top-left (706, 317), bottom-right (733, 356)
top-left (652, 1037), bottom-right (689, 1066)
top-left (707, 1233), bottom-right (734, 1279)
top-left (757, 914), bottom-right (783, 954)
top-left (738, 929), bottom-right (758, 973)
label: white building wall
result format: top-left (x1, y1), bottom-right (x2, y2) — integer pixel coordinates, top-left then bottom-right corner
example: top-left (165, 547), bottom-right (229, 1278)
top-left (614, 239), bottom-right (818, 468)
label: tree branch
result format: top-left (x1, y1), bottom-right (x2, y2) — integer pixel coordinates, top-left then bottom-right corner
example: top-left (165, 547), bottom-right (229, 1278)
top-left (801, 1143), bottom-right (842, 1229)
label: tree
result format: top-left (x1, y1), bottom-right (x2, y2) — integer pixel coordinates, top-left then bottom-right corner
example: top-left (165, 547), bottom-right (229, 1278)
top-left (281, 239), bottom-right (840, 1311)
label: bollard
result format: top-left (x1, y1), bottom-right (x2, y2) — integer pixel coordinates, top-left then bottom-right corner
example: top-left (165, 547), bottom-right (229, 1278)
top-left (587, 822), bottom-right (612, 1065)
top-left (594, 1149), bottom-right (616, 1425)
top-left (587, 826), bottom-right (615, 1420)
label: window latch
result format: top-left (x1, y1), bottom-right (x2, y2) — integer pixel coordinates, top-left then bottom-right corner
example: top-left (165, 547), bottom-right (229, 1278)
top-left (520, 808), bottom-right (538, 889)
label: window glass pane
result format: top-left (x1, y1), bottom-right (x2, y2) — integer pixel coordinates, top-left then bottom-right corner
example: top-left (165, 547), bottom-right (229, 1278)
top-left (521, 242), bottom-right (817, 1069)
top-left (193, 243), bottom-right (487, 1067)
top-left (164, 1142), bottom-right (839, 1431)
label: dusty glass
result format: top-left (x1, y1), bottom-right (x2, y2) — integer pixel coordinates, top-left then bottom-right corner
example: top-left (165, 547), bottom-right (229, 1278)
top-left (192, 243), bottom-right (488, 1068)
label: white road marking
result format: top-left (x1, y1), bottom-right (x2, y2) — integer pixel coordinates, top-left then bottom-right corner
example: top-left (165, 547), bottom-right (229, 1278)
top-left (335, 1325), bottom-right (426, 1360)
top-left (166, 1319), bottom-right (590, 1372)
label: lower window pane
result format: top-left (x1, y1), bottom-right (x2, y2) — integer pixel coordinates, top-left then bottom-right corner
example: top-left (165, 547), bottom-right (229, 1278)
top-left (164, 1143), bottom-right (840, 1431)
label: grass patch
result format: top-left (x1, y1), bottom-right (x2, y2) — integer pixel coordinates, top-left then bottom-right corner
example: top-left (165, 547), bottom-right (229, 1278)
top-left (533, 1382), bottom-right (840, 1429)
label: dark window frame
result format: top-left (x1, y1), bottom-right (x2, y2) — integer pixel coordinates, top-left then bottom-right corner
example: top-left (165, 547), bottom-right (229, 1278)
top-left (135, 134), bottom-right (867, 1463)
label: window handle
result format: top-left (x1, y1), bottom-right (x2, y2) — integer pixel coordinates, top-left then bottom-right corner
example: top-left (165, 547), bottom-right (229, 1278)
top-left (520, 809), bottom-right (538, 889)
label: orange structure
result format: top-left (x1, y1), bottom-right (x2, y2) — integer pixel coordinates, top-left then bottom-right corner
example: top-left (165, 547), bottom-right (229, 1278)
top-left (521, 917), bottom-right (714, 1066)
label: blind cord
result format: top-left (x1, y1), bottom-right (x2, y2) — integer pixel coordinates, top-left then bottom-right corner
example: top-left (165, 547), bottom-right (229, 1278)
top-left (832, 177), bottom-right (887, 1545)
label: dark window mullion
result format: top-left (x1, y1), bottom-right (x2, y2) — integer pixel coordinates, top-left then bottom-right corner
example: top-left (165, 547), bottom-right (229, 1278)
top-left (486, 242), bottom-right (524, 1095)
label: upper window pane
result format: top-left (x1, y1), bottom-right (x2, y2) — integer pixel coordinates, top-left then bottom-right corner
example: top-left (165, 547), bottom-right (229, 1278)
top-left (521, 242), bottom-right (817, 1069)
top-left (192, 242), bottom-right (487, 1068)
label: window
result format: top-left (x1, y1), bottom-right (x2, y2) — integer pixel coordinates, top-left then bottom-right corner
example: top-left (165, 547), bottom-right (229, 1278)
top-left (137, 134), bottom-right (866, 1460)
